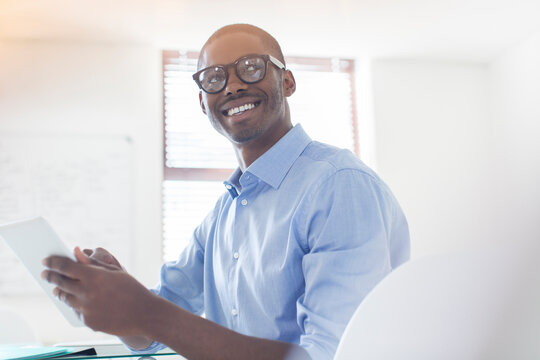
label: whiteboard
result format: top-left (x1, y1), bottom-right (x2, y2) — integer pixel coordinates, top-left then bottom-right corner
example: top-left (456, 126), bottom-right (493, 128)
top-left (0, 134), bottom-right (133, 295)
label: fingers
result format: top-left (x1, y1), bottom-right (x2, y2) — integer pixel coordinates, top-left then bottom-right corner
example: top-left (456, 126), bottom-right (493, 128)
top-left (92, 247), bottom-right (114, 263)
top-left (73, 247), bottom-right (119, 270)
top-left (74, 246), bottom-right (93, 265)
top-left (42, 255), bottom-right (84, 279)
top-left (41, 268), bottom-right (82, 294)
top-left (91, 247), bottom-right (122, 268)
top-left (53, 288), bottom-right (83, 310)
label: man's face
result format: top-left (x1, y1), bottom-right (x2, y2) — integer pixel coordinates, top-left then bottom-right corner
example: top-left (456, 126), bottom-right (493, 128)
top-left (198, 32), bottom-right (293, 145)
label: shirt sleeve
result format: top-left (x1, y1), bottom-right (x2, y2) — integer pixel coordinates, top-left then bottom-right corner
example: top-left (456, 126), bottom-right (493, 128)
top-left (296, 169), bottom-right (409, 360)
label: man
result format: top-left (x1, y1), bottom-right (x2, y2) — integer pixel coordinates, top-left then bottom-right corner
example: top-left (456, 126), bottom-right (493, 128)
top-left (42, 24), bottom-right (410, 360)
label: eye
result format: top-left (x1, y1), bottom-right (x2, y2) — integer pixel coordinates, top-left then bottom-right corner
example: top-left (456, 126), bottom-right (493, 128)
top-left (243, 60), bottom-right (261, 73)
top-left (238, 57), bottom-right (265, 81)
top-left (200, 67), bottom-right (226, 90)
top-left (204, 74), bottom-right (224, 87)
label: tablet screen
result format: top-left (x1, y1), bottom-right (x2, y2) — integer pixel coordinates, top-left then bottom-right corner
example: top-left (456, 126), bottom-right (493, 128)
top-left (0, 217), bottom-right (84, 327)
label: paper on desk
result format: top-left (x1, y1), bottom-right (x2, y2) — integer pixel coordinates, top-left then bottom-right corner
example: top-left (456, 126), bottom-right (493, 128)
top-left (0, 217), bottom-right (84, 327)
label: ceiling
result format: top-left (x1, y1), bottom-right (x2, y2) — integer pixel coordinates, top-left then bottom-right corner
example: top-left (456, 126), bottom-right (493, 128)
top-left (1, 0), bottom-right (539, 62)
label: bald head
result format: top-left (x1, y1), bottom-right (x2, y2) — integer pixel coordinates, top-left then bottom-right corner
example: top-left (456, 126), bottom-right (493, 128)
top-left (197, 24), bottom-right (285, 70)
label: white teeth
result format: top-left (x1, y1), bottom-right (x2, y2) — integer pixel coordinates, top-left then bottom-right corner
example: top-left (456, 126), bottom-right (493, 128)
top-left (227, 103), bottom-right (255, 116)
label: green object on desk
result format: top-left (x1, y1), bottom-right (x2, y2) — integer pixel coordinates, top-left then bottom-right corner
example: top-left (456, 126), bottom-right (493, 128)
top-left (0, 345), bottom-right (74, 360)
top-left (48, 344), bottom-right (178, 360)
top-left (0, 344), bottom-right (180, 360)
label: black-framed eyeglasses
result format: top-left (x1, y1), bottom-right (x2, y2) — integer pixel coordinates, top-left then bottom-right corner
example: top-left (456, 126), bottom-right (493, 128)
top-left (193, 54), bottom-right (286, 94)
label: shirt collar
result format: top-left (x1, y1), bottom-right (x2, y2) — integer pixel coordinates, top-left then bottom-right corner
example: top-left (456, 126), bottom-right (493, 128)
top-left (248, 124), bottom-right (312, 189)
top-left (224, 124), bottom-right (312, 197)
top-left (224, 168), bottom-right (242, 198)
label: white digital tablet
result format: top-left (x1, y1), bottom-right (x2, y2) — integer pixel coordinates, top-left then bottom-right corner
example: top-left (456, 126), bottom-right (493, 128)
top-left (0, 216), bottom-right (84, 327)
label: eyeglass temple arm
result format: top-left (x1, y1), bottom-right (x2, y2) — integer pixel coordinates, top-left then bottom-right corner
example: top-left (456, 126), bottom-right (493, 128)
top-left (269, 55), bottom-right (286, 70)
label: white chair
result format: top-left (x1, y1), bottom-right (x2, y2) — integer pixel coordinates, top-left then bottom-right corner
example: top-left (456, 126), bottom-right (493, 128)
top-left (334, 241), bottom-right (540, 360)
top-left (0, 307), bottom-right (39, 344)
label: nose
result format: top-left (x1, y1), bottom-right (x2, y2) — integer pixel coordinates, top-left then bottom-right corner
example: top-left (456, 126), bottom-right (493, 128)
top-left (224, 69), bottom-right (248, 96)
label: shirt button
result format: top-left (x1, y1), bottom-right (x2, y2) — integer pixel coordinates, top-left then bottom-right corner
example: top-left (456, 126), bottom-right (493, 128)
top-left (233, 252), bottom-right (239, 260)
top-left (231, 308), bottom-right (238, 316)
top-left (241, 199), bottom-right (248, 206)
top-left (225, 184), bottom-right (232, 189)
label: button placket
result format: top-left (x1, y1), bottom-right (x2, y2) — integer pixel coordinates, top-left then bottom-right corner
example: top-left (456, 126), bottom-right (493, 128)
top-left (230, 181), bottom-right (251, 326)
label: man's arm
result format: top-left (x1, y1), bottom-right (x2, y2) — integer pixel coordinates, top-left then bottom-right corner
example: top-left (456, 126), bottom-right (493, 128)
top-left (145, 294), bottom-right (310, 360)
top-left (42, 248), bottom-right (310, 360)
top-left (293, 169), bottom-right (409, 357)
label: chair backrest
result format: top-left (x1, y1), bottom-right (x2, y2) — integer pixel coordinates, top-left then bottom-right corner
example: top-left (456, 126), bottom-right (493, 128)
top-left (334, 242), bottom-right (540, 360)
top-left (0, 307), bottom-right (38, 344)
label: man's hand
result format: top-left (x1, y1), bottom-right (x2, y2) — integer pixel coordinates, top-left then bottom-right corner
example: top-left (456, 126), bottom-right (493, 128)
top-left (81, 247), bottom-right (124, 270)
top-left (41, 247), bottom-right (156, 337)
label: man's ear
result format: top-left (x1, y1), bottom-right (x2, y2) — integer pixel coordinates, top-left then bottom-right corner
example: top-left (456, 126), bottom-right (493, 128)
top-left (199, 91), bottom-right (207, 115)
top-left (283, 70), bottom-right (296, 97)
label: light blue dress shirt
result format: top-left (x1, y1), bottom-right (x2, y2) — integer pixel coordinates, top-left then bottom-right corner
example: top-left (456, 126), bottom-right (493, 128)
top-left (142, 124), bottom-right (410, 359)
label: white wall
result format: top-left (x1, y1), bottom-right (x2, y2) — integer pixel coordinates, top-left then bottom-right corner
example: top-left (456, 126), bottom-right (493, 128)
top-left (0, 40), bottom-right (163, 344)
top-left (371, 60), bottom-right (494, 257)
top-left (371, 31), bottom-right (540, 258)
top-left (489, 30), bottom-right (540, 242)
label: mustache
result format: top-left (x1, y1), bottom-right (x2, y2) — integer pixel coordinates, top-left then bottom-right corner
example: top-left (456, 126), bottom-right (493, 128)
top-left (219, 92), bottom-right (260, 108)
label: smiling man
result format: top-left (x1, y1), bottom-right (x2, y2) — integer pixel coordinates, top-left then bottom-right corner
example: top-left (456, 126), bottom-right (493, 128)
top-left (195, 27), bottom-right (296, 170)
top-left (42, 24), bottom-right (410, 360)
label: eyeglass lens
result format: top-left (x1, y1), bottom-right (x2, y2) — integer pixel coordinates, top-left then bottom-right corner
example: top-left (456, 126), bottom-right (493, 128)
top-left (198, 55), bottom-right (267, 93)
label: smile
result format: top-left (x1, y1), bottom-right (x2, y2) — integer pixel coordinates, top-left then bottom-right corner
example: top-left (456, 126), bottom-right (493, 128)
top-left (223, 101), bottom-right (261, 116)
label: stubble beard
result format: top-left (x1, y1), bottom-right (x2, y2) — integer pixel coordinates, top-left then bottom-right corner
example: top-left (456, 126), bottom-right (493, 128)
top-left (229, 126), bottom-right (265, 144)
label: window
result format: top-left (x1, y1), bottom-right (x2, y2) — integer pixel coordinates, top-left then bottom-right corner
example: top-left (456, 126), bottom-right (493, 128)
top-left (162, 51), bottom-right (358, 262)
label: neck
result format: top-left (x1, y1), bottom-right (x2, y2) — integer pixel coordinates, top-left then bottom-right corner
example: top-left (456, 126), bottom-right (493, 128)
top-left (233, 122), bottom-right (292, 171)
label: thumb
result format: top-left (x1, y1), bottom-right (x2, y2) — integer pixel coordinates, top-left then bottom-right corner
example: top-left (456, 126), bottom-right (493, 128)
top-left (74, 246), bottom-right (92, 264)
